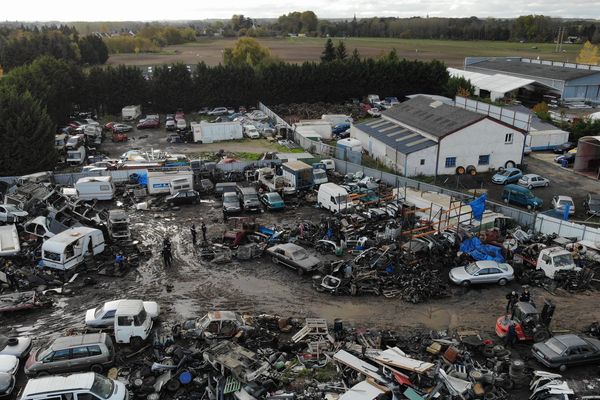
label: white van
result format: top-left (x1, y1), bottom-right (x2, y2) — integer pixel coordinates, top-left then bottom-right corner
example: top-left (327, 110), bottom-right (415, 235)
top-left (20, 372), bottom-right (127, 400)
top-left (75, 176), bottom-right (115, 201)
top-left (176, 118), bottom-right (187, 131)
top-left (114, 300), bottom-right (154, 346)
top-left (169, 177), bottom-right (192, 195)
top-left (42, 227), bottom-right (105, 271)
top-left (317, 183), bottom-right (351, 213)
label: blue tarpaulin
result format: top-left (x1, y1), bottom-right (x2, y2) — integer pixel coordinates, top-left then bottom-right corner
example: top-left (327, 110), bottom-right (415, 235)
top-left (137, 171), bottom-right (148, 186)
top-left (469, 193), bottom-right (487, 221)
top-left (563, 203), bottom-right (571, 221)
top-left (460, 237), bottom-right (504, 262)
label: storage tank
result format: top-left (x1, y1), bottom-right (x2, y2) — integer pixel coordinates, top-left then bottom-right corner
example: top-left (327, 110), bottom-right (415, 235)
top-left (336, 138), bottom-right (362, 164)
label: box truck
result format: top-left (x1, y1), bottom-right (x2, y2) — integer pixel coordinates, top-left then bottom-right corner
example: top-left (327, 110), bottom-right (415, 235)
top-left (281, 160), bottom-right (313, 191)
top-left (122, 105), bottom-right (142, 121)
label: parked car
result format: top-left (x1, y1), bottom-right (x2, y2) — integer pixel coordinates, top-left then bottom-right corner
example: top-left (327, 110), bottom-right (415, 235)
top-left (103, 121), bottom-right (117, 131)
top-left (236, 186), bottom-right (261, 212)
top-left (165, 119), bottom-right (176, 131)
top-left (0, 204), bottom-right (28, 223)
top-left (207, 107), bottom-right (229, 116)
top-left (554, 153), bottom-right (575, 165)
top-left (367, 107), bottom-right (381, 117)
top-left (532, 334), bottom-right (600, 371)
top-left (24, 333), bottom-right (114, 376)
top-left (111, 123), bottom-right (132, 133)
top-left (266, 243), bottom-right (320, 275)
top-left (180, 311), bottom-right (253, 340)
top-left (584, 193), bottom-right (600, 216)
top-left (0, 335), bottom-right (32, 358)
top-left (165, 190), bottom-right (200, 206)
top-left (0, 355), bottom-right (16, 398)
top-left (502, 185), bottom-right (543, 210)
top-left (20, 372), bottom-right (127, 400)
top-left (197, 107), bottom-right (210, 115)
top-left (553, 142), bottom-right (575, 154)
top-left (136, 119), bottom-right (160, 129)
top-left (449, 260), bottom-right (514, 287)
top-left (492, 168), bottom-right (523, 185)
top-left (259, 192), bottom-right (285, 211)
top-left (111, 132), bottom-right (128, 142)
top-left (85, 300), bottom-right (160, 328)
top-left (176, 118), bottom-right (187, 131)
top-left (518, 174), bottom-right (549, 189)
top-left (552, 195), bottom-right (575, 215)
top-left (223, 192), bottom-right (242, 215)
top-left (243, 125), bottom-right (260, 139)
top-left (0, 356), bottom-right (18, 376)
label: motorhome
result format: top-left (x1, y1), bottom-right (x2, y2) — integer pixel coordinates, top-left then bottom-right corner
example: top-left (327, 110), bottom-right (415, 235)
top-left (42, 227), bottom-right (105, 271)
top-left (318, 183), bottom-right (352, 213)
top-left (75, 176), bottom-right (115, 201)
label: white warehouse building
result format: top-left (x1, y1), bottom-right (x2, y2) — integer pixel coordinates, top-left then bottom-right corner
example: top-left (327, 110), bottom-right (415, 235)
top-left (351, 95), bottom-right (527, 177)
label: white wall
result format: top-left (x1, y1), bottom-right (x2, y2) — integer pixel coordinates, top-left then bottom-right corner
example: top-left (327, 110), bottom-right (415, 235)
top-left (405, 146), bottom-right (438, 177)
top-left (350, 126), bottom-right (387, 162)
top-left (437, 118), bottom-right (525, 175)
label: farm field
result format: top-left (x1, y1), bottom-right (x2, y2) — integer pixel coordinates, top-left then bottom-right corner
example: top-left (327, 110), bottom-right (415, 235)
top-left (107, 37), bottom-right (583, 68)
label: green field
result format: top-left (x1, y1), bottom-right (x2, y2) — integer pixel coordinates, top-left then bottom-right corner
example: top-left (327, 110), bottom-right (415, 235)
top-left (108, 37), bottom-right (583, 68)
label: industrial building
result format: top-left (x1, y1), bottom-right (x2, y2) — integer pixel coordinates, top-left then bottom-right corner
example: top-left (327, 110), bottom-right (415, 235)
top-left (503, 105), bottom-right (569, 151)
top-left (465, 57), bottom-right (600, 104)
top-left (351, 96), bottom-right (527, 177)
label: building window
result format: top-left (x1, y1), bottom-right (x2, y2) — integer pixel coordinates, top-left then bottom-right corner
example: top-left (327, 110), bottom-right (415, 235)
top-left (505, 133), bottom-right (513, 144)
top-left (420, 159), bottom-right (425, 165)
top-left (445, 157), bottom-right (456, 168)
top-left (478, 155), bottom-right (490, 165)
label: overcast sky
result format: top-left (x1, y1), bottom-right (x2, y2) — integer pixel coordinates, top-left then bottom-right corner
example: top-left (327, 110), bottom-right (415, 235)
top-left (2, 0), bottom-right (598, 21)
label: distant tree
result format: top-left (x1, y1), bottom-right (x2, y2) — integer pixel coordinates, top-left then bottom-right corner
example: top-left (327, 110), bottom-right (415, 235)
top-left (335, 41), bottom-right (348, 61)
top-left (223, 37), bottom-right (277, 68)
top-left (321, 38), bottom-right (336, 62)
top-left (299, 11), bottom-right (318, 33)
top-left (78, 35), bottom-right (109, 64)
top-left (576, 41), bottom-right (600, 65)
top-left (0, 86), bottom-right (56, 175)
top-left (445, 76), bottom-right (475, 98)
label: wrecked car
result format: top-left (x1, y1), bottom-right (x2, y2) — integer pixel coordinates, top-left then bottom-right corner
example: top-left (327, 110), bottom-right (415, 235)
top-left (266, 243), bottom-right (321, 275)
top-left (85, 299), bottom-right (160, 328)
top-left (179, 311), bottom-right (252, 340)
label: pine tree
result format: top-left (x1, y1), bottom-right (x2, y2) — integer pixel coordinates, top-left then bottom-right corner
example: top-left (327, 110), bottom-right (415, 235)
top-left (350, 48), bottom-right (361, 62)
top-left (335, 41), bottom-right (348, 61)
top-left (0, 87), bottom-right (56, 175)
top-left (320, 38), bottom-right (336, 62)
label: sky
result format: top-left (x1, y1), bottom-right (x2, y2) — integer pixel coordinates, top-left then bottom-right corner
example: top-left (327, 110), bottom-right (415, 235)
top-left (2, 0), bottom-right (598, 21)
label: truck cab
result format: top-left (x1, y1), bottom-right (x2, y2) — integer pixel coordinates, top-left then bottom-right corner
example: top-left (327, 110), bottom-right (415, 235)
top-left (537, 248), bottom-right (579, 279)
top-left (114, 300), bottom-right (153, 347)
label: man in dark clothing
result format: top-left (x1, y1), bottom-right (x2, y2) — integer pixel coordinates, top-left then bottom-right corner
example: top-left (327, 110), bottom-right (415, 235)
top-left (505, 321), bottom-right (517, 348)
top-left (201, 222), bottom-right (207, 242)
top-left (162, 245), bottom-right (173, 268)
top-left (520, 287), bottom-right (531, 303)
top-left (163, 237), bottom-right (172, 250)
top-left (506, 290), bottom-right (519, 314)
top-left (190, 224), bottom-right (197, 246)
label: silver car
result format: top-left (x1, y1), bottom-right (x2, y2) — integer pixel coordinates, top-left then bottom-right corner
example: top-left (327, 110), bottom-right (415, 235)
top-left (449, 260), bottom-right (514, 287)
top-left (518, 174), bottom-right (549, 189)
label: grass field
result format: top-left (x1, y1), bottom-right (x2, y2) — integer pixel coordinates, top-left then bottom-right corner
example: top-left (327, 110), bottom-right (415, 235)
top-left (107, 37), bottom-right (583, 68)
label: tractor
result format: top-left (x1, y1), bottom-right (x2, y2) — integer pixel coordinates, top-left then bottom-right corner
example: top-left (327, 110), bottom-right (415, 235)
top-left (496, 300), bottom-right (555, 342)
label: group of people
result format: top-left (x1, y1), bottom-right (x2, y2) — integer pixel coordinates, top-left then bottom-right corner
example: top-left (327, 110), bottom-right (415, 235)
top-left (160, 222), bottom-right (208, 268)
top-left (505, 287), bottom-right (532, 314)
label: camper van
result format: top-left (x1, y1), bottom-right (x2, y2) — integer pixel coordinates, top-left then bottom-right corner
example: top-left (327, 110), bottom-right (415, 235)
top-left (75, 176), bottom-right (115, 201)
top-left (318, 183), bottom-right (352, 213)
top-left (67, 146), bottom-right (87, 165)
top-left (42, 227), bottom-right (105, 271)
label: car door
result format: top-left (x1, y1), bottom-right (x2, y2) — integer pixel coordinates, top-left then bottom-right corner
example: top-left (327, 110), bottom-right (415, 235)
top-left (48, 348), bottom-right (71, 373)
top-left (487, 267), bottom-right (503, 282)
top-left (472, 268), bottom-right (487, 283)
top-left (70, 346), bottom-right (91, 372)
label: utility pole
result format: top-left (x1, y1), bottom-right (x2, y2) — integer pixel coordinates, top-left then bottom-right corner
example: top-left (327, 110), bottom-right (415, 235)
top-left (555, 27), bottom-right (562, 53)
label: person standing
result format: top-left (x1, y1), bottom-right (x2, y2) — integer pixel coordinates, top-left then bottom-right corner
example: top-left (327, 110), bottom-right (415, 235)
top-left (519, 287), bottom-right (531, 303)
top-left (506, 290), bottom-right (519, 314)
top-left (201, 222), bottom-right (207, 242)
top-left (115, 252), bottom-right (125, 273)
top-left (162, 245), bottom-right (173, 268)
top-left (190, 224), bottom-right (197, 246)
top-left (505, 321), bottom-right (517, 348)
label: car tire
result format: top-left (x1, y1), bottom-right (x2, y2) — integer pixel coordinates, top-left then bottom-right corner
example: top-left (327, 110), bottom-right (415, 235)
top-left (527, 205), bottom-right (533, 210)
top-left (466, 165), bottom-right (477, 176)
top-left (559, 364), bottom-right (567, 372)
top-left (36, 371), bottom-right (50, 378)
top-left (533, 329), bottom-right (549, 343)
top-left (456, 166), bottom-right (465, 175)
top-left (505, 160), bottom-right (516, 168)
top-left (498, 278), bottom-right (507, 286)
top-left (544, 182), bottom-right (549, 187)
top-left (503, 198), bottom-right (509, 204)
top-left (90, 364), bottom-right (104, 373)
top-left (528, 185), bottom-right (533, 189)
top-left (461, 280), bottom-right (471, 287)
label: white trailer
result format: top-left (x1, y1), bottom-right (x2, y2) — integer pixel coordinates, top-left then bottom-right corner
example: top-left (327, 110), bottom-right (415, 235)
top-left (293, 120), bottom-right (332, 140)
top-left (42, 227), bottom-right (105, 271)
top-left (192, 121), bottom-right (243, 143)
top-left (526, 129), bottom-right (570, 151)
top-left (75, 176), bottom-right (115, 201)
top-left (147, 170), bottom-right (194, 195)
top-left (122, 105), bottom-right (142, 121)
top-left (66, 146), bottom-right (87, 165)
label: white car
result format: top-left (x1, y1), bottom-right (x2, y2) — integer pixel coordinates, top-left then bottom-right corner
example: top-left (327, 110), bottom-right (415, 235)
top-left (518, 174), bottom-right (549, 189)
top-left (207, 107), bottom-right (229, 116)
top-left (243, 125), bottom-right (260, 139)
top-left (0, 335), bottom-right (32, 358)
top-left (552, 195), bottom-right (575, 215)
top-left (367, 107), bottom-right (381, 117)
top-left (0, 355), bottom-right (18, 375)
top-left (85, 300), bottom-right (160, 328)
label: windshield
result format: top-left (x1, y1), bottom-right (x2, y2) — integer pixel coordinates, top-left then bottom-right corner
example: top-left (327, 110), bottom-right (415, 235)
top-left (500, 170), bottom-right (512, 177)
top-left (558, 200), bottom-right (574, 207)
top-left (291, 250), bottom-right (308, 260)
top-left (314, 172), bottom-right (326, 180)
top-left (465, 263), bottom-right (479, 275)
top-left (267, 194), bottom-right (282, 202)
top-left (524, 192), bottom-right (535, 199)
top-left (223, 194), bottom-right (238, 204)
top-left (545, 338), bottom-right (568, 355)
top-left (91, 373), bottom-right (115, 399)
top-left (553, 254), bottom-right (574, 268)
top-left (246, 194), bottom-right (259, 201)
top-left (94, 305), bottom-right (105, 318)
top-left (38, 346), bottom-right (52, 361)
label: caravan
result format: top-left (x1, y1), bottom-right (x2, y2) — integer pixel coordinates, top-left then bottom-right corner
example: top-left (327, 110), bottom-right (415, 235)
top-left (42, 227), bottom-right (105, 271)
top-left (75, 176), bottom-right (115, 201)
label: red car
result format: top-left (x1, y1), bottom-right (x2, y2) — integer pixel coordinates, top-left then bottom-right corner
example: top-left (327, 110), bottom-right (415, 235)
top-left (137, 119), bottom-right (160, 129)
top-left (112, 132), bottom-right (128, 142)
top-left (104, 121), bottom-right (117, 131)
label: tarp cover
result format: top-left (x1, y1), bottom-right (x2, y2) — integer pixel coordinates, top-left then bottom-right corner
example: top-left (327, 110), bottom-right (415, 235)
top-left (469, 193), bottom-right (487, 221)
top-left (460, 237), bottom-right (504, 262)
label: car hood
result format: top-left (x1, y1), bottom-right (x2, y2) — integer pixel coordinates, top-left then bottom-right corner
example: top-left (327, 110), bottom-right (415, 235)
top-left (296, 255), bottom-right (321, 269)
top-left (143, 301), bottom-right (160, 318)
top-left (0, 355), bottom-right (18, 374)
top-left (449, 267), bottom-right (472, 281)
top-left (85, 308), bottom-right (96, 324)
top-left (492, 174), bottom-right (507, 181)
top-left (0, 337), bottom-right (31, 358)
top-left (224, 203), bottom-right (241, 210)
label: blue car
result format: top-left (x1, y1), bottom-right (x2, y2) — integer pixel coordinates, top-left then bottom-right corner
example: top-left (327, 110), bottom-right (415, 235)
top-left (259, 192), bottom-right (285, 210)
top-left (492, 168), bottom-right (523, 185)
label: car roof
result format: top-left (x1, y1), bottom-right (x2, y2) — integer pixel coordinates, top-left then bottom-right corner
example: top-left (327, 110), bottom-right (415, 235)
top-left (21, 372), bottom-right (96, 396)
top-left (556, 195), bottom-right (574, 201)
top-left (554, 334), bottom-right (589, 347)
top-left (272, 243), bottom-right (303, 252)
top-left (206, 311), bottom-right (239, 321)
top-left (474, 260), bottom-right (499, 268)
top-left (51, 333), bottom-right (106, 350)
top-left (114, 299), bottom-right (144, 316)
top-left (522, 174), bottom-right (540, 178)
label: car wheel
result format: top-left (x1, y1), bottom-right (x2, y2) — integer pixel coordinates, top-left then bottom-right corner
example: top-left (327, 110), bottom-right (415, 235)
top-left (271, 256), bottom-right (279, 264)
top-left (456, 166), bottom-right (465, 175)
top-left (461, 280), bottom-right (471, 287)
top-left (90, 364), bottom-right (104, 373)
top-left (528, 185), bottom-right (533, 189)
top-left (527, 205), bottom-right (533, 210)
top-left (544, 182), bottom-right (549, 187)
top-left (533, 329), bottom-right (549, 343)
top-left (498, 278), bottom-right (507, 286)
top-left (559, 364), bottom-right (567, 372)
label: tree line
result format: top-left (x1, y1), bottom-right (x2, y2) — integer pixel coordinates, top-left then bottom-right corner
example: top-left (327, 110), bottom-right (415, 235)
top-left (0, 25), bottom-right (108, 71)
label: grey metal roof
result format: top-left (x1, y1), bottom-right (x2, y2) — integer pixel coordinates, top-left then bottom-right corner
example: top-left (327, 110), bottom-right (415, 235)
top-left (354, 119), bottom-right (436, 155)
top-left (470, 59), bottom-right (599, 81)
top-left (382, 96), bottom-right (485, 138)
